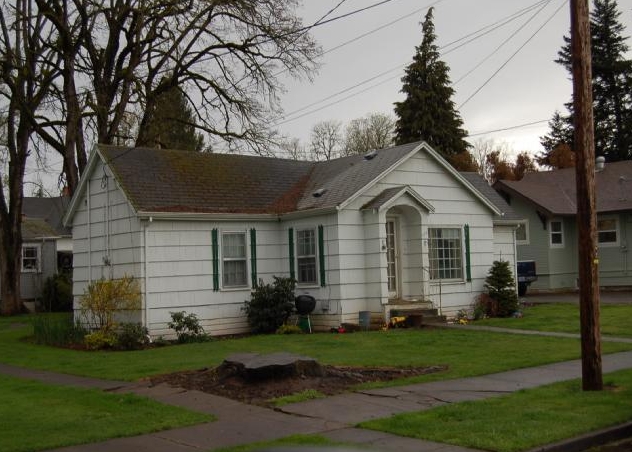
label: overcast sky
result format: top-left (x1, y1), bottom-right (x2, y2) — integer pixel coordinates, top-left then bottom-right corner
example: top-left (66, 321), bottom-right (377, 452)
top-left (275, 0), bottom-right (632, 156)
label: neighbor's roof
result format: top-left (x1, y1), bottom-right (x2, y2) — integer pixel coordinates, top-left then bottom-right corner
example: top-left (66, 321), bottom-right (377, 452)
top-left (22, 218), bottom-right (60, 240)
top-left (460, 172), bottom-right (523, 223)
top-left (67, 142), bottom-right (502, 220)
top-left (22, 197), bottom-right (71, 237)
top-left (494, 160), bottom-right (632, 215)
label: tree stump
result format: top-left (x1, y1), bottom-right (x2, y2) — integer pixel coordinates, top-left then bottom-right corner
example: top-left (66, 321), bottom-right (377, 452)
top-left (218, 352), bottom-right (324, 382)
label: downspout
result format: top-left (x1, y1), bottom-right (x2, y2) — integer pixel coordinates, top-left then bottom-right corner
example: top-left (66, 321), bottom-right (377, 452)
top-left (87, 179), bottom-right (92, 284)
top-left (142, 217), bottom-right (152, 330)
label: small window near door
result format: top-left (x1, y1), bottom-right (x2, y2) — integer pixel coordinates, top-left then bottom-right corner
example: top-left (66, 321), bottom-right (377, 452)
top-left (22, 246), bottom-right (39, 272)
top-left (428, 228), bottom-right (463, 280)
top-left (549, 220), bottom-right (564, 248)
top-left (597, 217), bottom-right (618, 246)
top-left (516, 221), bottom-right (529, 245)
top-left (222, 232), bottom-right (247, 288)
top-left (296, 228), bottom-right (317, 285)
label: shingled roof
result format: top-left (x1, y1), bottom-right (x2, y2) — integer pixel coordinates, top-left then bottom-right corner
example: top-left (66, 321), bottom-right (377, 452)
top-left (22, 197), bottom-right (71, 237)
top-left (73, 142), bottom-right (503, 219)
top-left (460, 172), bottom-right (522, 223)
top-left (494, 160), bottom-right (632, 215)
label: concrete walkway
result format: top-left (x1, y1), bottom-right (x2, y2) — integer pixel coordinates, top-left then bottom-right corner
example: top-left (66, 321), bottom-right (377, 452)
top-left (1, 330), bottom-right (632, 452)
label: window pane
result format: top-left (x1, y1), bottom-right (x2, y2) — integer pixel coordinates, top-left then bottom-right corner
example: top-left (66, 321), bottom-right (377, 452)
top-left (551, 221), bottom-right (562, 233)
top-left (22, 247), bottom-right (38, 270)
top-left (297, 230), bottom-right (315, 256)
top-left (516, 223), bottom-right (527, 241)
top-left (222, 233), bottom-right (246, 258)
top-left (597, 219), bottom-right (617, 243)
top-left (298, 257), bottom-right (317, 284)
top-left (428, 228), bottom-right (462, 280)
top-left (223, 260), bottom-right (247, 287)
top-left (598, 219), bottom-right (616, 231)
top-left (598, 231), bottom-right (617, 243)
top-left (551, 233), bottom-right (563, 244)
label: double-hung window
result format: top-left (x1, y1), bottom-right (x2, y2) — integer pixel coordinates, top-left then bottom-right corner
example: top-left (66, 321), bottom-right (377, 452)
top-left (222, 232), bottom-right (247, 288)
top-left (549, 220), bottom-right (564, 248)
top-left (597, 217), bottom-right (618, 246)
top-left (515, 221), bottom-right (529, 245)
top-left (296, 228), bottom-right (317, 285)
top-left (21, 245), bottom-right (39, 272)
top-left (428, 228), bottom-right (463, 280)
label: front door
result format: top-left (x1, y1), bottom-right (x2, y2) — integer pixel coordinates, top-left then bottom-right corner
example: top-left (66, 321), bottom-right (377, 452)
top-left (386, 218), bottom-right (400, 299)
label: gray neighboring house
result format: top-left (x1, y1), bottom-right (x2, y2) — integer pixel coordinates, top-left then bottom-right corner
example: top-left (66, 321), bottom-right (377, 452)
top-left (495, 160), bottom-right (632, 292)
top-left (4, 197), bottom-right (73, 308)
top-left (63, 142), bottom-right (522, 337)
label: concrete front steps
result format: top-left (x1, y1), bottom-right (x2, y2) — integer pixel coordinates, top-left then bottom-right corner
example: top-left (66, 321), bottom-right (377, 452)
top-left (387, 299), bottom-right (447, 327)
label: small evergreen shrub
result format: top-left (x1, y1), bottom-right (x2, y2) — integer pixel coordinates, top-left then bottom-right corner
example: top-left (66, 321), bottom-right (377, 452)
top-left (168, 311), bottom-right (210, 343)
top-left (117, 322), bottom-right (149, 350)
top-left (244, 276), bottom-right (296, 334)
top-left (84, 330), bottom-right (118, 350)
top-left (41, 273), bottom-right (73, 312)
top-left (483, 260), bottom-right (519, 317)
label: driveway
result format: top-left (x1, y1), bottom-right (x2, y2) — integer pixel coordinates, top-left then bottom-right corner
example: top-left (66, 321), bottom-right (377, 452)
top-left (522, 290), bottom-right (632, 305)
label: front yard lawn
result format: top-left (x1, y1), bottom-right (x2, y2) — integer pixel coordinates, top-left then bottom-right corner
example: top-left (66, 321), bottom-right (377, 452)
top-left (359, 368), bottom-right (632, 452)
top-left (0, 374), bottom-right (212, 452)
top-left (474, 303), bottom-right (632, 338)
top-left (1, 314), bottom-right (631, 383)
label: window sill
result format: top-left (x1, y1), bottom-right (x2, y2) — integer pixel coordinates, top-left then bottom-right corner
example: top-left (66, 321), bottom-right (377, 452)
top-left (221, 286), bottom-right (250, 292)
top-left (430, 279), bottom-right (466, 285)
top-left (296, 284), bottom-right (320, 290)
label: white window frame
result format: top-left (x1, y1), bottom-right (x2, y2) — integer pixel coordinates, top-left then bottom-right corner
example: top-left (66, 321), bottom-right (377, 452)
top-left (21, 244), bottom-right (41, 273)
top-left (549, 219), bottom-right (564, 248)
top-left (296, 228), bottom-right (318, 286)
top-left (428, 227), bottom-right (464, 281)
top-left (220, 231), bottom-right (248, 289)
top-left (597, 216), bottom-right (619, 247)
top-left (515, 221), bottom-right (529, 245)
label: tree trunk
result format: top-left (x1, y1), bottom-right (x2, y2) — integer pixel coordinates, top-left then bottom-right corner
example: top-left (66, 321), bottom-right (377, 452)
top-left (570, 0), bottom-right (603, 391)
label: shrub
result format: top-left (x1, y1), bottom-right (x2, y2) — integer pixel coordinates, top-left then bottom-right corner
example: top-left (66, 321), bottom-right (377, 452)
top-left (41, 273), bottom-right (73, 312)
top-left (117, 322), bottom-right (149, 350)
top-left (244, 277), bottom-right (296, 334)
top-left (84, 330), bottom-right (118, 350)
top-left (483, 260), bottom-right (519, 317)
top-left (79, 276), bottom-right (141, 333)
top-left (276, 324), bottom-right (303, 334)
top-left (168, 311), bottom-right (210, 343)
top-left (31, 313), bottom-right (86, 346)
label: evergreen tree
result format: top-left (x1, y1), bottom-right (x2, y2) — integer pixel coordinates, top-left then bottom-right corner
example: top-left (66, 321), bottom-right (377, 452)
top-left (137, 86), bottom-right (205, 152)
top-left (545, 0), bottom-right (632, 162)
top-left (394, 8), bottom-right (469, 161)
top-left (538, 111), bottom-right (574, 167)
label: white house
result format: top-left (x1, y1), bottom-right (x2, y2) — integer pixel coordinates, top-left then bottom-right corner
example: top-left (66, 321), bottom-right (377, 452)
top-left (63, 142), bottom-right (521, 336)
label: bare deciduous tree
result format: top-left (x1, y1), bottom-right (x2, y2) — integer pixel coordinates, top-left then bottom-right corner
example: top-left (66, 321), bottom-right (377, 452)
top-left (0, 0), bottom-right (60, 314)
top-left (35, 0), bottom-right (321, 194)
top-left (343, 112), bottom-right (394, 156)
top-left (309, 120), bottom-right (342, 161)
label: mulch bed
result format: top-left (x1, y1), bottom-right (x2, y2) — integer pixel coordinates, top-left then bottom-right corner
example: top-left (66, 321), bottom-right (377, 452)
top-left (148, 364), bottom-right (447, 407)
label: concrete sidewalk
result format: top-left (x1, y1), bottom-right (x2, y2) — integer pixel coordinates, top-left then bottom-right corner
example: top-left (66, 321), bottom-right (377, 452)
top-left (2, 339), bottom-right (632, 451)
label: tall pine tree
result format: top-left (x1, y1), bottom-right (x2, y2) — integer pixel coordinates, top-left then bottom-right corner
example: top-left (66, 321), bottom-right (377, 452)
top-left (543, 0), bottom-right (632, 163)
top-left (394, 8), bottom-right (469, 163)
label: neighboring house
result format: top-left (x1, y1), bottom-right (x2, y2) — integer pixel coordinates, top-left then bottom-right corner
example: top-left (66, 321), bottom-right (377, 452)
top-left (0, 197), bottom-right (73, 308)
top-left (63, 142), bottom-right (522, 337)
top-left (495, 160), bottom-right (632, 292)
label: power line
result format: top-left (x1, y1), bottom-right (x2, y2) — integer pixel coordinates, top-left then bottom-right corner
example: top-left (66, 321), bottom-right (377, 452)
top-left (468, 119), bottom-right (549, 137)
top-left (275, 0), bottom-right (557, 126)
top-left (458, 0), bottom-right (568, 109)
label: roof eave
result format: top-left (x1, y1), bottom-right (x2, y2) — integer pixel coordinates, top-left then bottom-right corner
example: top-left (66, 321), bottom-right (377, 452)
top-left (136, 211), bottom-right (280, 222)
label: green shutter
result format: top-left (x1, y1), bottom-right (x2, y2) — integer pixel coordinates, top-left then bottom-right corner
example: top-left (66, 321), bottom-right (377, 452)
top-left (318, 225), bottom-right (326, 287)
top-left (250, 228), bottom-right (257, 288)
top-left (212, 229), bottom-right (219, 291)
top-left (464, 224), bottom-right (471, 282)
top-left (288, 228), bottom-right (295, 280)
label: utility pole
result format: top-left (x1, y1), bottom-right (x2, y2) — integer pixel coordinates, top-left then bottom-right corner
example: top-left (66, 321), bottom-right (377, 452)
top-left (570, 0), bottom-right (603, 391)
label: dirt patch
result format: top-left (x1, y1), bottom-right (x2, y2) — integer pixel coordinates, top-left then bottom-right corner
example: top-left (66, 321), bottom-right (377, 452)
top-left (149, 364), bottom-right (447, 407)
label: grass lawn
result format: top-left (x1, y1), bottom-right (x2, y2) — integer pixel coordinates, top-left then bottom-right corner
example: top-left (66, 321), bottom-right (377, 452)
top-left (0, 374), bottom-right (212, 452)
top-left (359, 368), bottom-right (632, 452)
top-left (1, 315), bottom-right (631, 383)
top-left (474, 303), bottom-right (632, 337)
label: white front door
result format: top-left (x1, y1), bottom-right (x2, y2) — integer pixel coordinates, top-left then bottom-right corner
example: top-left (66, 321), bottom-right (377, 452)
top-left (386, 218), bottom-right (400, 299)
